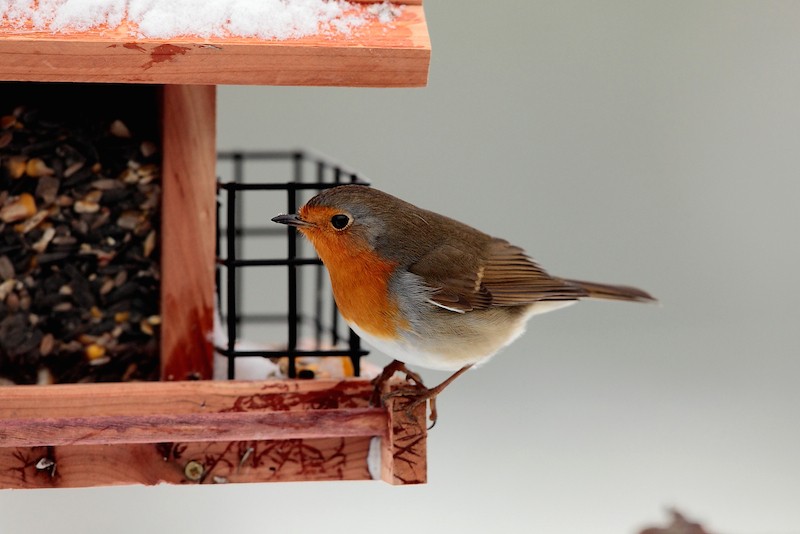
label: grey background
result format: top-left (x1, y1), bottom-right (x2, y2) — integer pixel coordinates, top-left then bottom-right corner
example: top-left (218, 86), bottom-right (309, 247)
top-left (3, 1), bottom-right (800, 533)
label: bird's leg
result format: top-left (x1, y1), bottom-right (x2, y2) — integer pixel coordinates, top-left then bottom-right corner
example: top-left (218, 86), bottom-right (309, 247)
top-left (382, 364), bottom-right (474, 428)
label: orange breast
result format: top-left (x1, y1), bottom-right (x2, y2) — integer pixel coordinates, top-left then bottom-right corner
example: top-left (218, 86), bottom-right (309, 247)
top-left (302, 227), bottom-right (406, 339)
top-left (328, 257), bottom-right (403, 339)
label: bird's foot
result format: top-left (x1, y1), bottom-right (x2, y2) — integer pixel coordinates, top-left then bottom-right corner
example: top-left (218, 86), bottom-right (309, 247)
top-left (370, 359), bottom-right (425, 406)
top-left (370, 359), bottom-right (435, 426)
top-left (372, 362), bottom-right (474, 429)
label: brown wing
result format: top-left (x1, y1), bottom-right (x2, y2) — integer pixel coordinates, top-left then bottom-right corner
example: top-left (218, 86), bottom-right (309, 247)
top-left (408, 238), bottom-right (586, 312)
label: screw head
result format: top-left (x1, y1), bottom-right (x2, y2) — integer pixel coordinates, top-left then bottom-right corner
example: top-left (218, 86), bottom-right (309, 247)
top-left (183, 460), bottom-right (205, 482)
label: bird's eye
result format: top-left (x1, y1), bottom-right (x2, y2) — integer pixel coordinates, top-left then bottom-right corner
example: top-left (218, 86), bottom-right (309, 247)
top-left (330, 214), bottom-right (351, 230)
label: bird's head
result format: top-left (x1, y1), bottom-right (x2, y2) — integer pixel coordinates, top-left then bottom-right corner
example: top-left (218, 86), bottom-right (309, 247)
top-left (272, 185), bottom-right (400, 262)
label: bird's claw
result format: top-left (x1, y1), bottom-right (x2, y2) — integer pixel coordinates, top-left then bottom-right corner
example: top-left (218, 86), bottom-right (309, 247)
top-left (371, 360), bottom-right (472, 429)
top-left (369, 359), bottom-right (425, 406)
top-left (371, 360), bottom-right (437, 427)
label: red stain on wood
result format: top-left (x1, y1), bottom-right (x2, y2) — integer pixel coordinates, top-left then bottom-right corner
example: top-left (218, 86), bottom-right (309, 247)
top-left (123, 42), bottom-right (146, 53)
top-left (143, 44), bottom-right (190, 70)
top-left (224, 380), bottom-right (371, 413)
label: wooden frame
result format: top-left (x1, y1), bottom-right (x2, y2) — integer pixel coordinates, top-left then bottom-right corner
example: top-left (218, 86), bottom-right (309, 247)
top-left (0, 0), bottom-right (430, 489)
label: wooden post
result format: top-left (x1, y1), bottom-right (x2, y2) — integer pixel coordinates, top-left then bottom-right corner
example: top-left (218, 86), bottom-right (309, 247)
top-left (160, 85), bottom-right (216, 380)
top-left (380, 378), bottom-right (428, 485)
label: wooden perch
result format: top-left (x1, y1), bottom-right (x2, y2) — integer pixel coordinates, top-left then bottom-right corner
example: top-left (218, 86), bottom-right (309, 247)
top-left (0, 379), bottom-right (427, 488)
top-left (0, 3), bottom-right (430, 87)
top-left (0, 380), bottom-right (385, 447)
top-left (0, 409), bottom-right (387, 447)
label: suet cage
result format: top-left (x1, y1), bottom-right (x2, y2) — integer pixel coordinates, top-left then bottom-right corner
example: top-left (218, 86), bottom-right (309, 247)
top-left (215, 151), bottom-right (369, 382)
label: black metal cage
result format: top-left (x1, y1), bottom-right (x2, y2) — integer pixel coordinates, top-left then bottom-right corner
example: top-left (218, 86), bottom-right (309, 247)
top-left (215, 151), bottom-right (369, 380)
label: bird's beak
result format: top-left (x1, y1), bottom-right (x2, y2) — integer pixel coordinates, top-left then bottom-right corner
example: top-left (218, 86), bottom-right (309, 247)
top-left (271, 214), bottom-right (314, 228)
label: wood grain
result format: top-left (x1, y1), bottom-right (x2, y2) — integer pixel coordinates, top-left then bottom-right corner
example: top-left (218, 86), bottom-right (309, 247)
top-left (160, 85), bottom-right (216, 381)
top-left (0, 6), bottom-right (430, 87)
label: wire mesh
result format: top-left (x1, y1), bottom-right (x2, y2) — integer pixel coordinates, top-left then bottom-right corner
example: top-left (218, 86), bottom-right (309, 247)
top-left (215, 150), bottom-right (369, 379)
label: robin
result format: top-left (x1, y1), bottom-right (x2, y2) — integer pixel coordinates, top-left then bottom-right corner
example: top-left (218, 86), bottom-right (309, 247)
top-left (272, 185), bottom-right (655, 425)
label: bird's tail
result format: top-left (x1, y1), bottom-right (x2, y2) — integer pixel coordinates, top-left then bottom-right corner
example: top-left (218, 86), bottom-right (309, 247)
top-left (565, 279), bottom-right (656, 303)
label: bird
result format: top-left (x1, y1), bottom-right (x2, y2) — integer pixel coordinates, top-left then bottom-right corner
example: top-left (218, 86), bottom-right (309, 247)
top-left (272, 185), bottom-right (655, 425)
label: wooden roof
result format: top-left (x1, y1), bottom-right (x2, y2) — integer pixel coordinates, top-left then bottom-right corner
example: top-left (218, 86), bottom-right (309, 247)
top-left (0, 1), bottom-right (430, 87)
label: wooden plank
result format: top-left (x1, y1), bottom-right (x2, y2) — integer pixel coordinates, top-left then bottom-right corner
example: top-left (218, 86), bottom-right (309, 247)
top-left (0, 6), bottom-right (430, 87)
top-left (160, 85), bottom-right (216, 381)
top-left (0, 380), bottom-right (384, 446)
top-left (0, 437), bottom-right (375, 488)
top-left (0, 379), bottom-right (372, 417)
top-left (0, 409), bottom-right (385, 447)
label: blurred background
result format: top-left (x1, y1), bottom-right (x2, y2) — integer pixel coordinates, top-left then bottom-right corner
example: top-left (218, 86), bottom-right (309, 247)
top-left (3, 1), bottom-right (800, 533)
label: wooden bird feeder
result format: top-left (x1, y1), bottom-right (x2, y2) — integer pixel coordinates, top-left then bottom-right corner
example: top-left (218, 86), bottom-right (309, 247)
top-left (0, 0), bottom-right (431, 488)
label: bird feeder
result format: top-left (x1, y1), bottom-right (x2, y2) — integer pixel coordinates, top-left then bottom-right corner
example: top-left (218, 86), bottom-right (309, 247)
top-left (0, 1), bottom-right (431, 488)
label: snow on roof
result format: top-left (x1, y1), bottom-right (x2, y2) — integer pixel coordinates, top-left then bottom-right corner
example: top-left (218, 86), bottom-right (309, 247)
top-left (0, 0), bottom-right (402, 40)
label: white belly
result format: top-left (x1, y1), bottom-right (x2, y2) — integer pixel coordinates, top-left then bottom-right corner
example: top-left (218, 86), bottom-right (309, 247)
top-left (348, 300), bottom-right (575, 371)
top-left (348, 322), bottom-right (477, 371)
